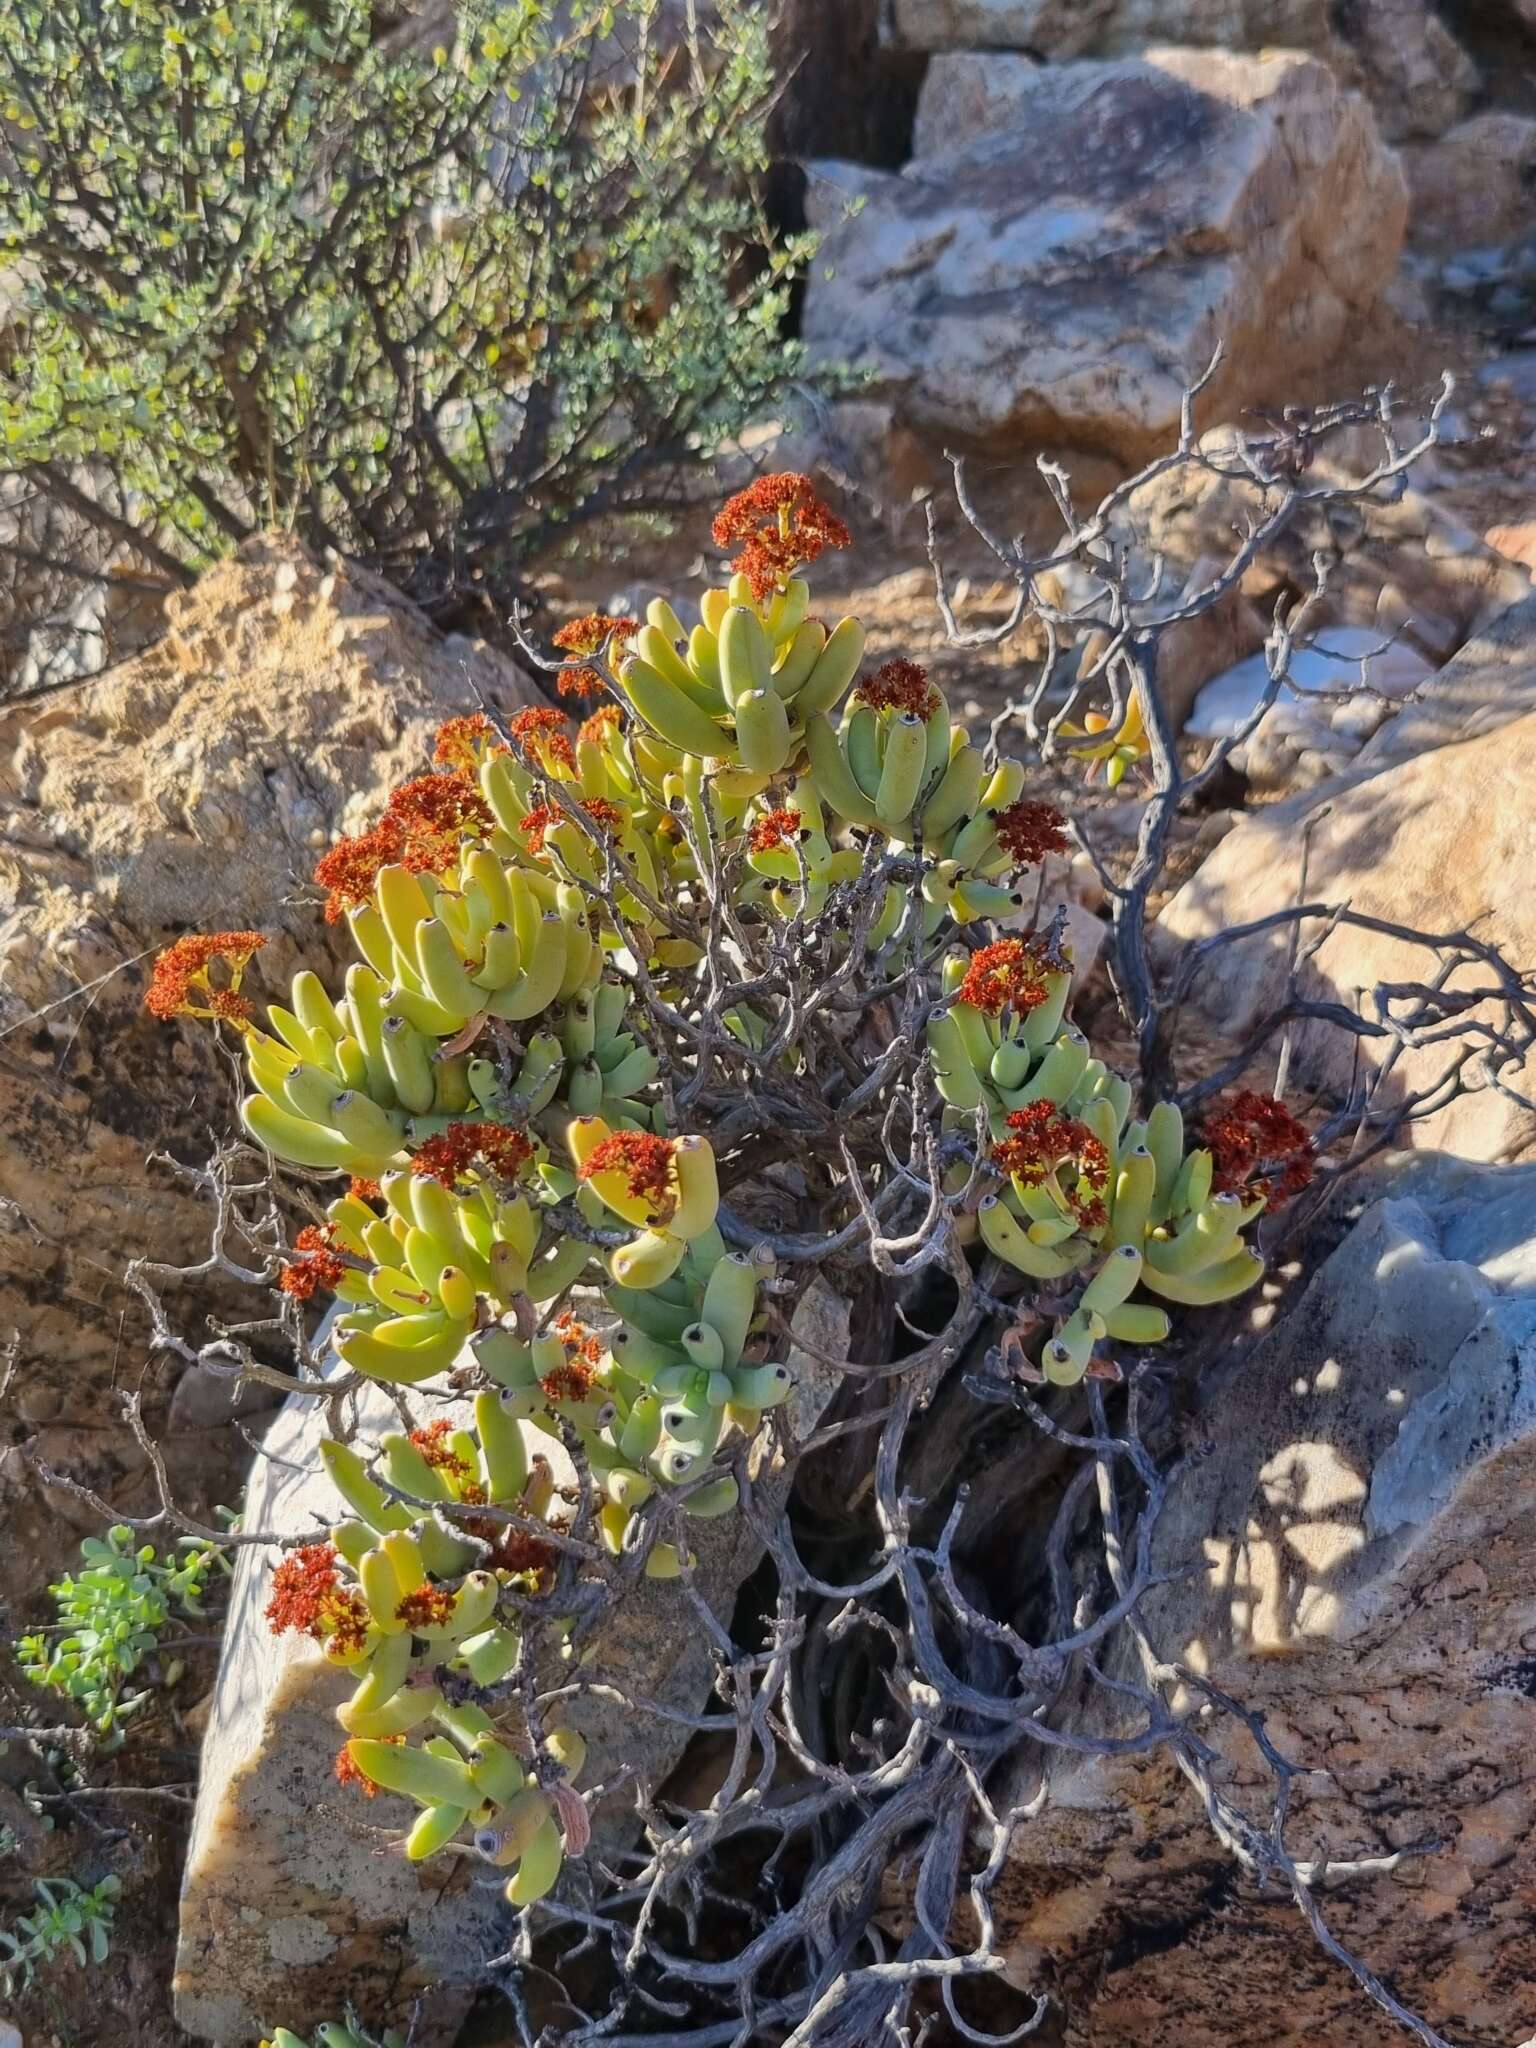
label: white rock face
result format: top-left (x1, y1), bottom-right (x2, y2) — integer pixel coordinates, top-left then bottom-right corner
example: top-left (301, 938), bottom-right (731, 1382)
top-left (803, 50), bottom-right (1407, 462)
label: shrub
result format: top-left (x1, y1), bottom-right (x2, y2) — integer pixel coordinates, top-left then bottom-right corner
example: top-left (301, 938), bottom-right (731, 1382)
top-left (145, 472), bottom-right (1310, 1914)
top-left (0, 1874), bottom-right (119, 1996)
top-left (17, 1524), bottom-right (229, 1741)
top-left (0, 0), bottom-right (812, 612)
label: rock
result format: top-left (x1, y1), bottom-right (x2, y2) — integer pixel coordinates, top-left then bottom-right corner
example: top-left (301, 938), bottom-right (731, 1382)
top-left (175, 1283), bottom-right (850, 2043)
top-left (1156, 707), bottom-right (1536, 1163)
top-left (1402, 113), bottom-right (1536, 249)
top-left (1479, 348), bottom-right (1536, 406)
top-left (910, 52), bottom-right (1040, 160)
top-left (1115, 426), bottom-right (1531, 665)
top-left (892, 0), bottom-right (1473, 139)
top-left (803, 51), bottom-right (1407, 464)
top-left (1185, 629), bottom-right (1434, 743)
top-left (989, 1151), bottom-right (1536, 2047)
top-left (0, 535), bottom-right (531, 1607)
top-left (1351, 589), bottom-right (1536, 771)
top-left (1487, 520), bottom-right (1536, 575)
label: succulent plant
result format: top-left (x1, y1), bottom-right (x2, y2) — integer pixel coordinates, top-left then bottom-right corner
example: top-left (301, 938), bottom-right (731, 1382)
top-left (148, 471), bottom-right (1312, 1902)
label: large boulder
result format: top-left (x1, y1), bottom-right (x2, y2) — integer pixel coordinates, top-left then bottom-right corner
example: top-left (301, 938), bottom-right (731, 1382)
top-left (892, 0), bottom-right (1474, 139)
top-left (0, 537), bottom-right (529, 1604)
top-left (802, 50), bottom-right (1407, 464)
top-left (990, 1151), bottom-right (1536, 2046)
top-left (1155, 700), bottom-right (1536, 1164)
top-left (175, 1283), bottom-right (850, 2045)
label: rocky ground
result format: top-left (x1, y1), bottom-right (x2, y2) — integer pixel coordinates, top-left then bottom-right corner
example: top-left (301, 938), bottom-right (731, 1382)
top-left (5, 4), bottom-right (1536, 2046)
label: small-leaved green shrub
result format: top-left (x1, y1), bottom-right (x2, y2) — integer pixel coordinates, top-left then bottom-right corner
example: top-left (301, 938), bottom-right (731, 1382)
top-left (0, 0), bottom-right (813, 607)
top-left (0, 1874), bottom-right (119, 1995)
top-left (17, 1524), bottom-right (229, 1741)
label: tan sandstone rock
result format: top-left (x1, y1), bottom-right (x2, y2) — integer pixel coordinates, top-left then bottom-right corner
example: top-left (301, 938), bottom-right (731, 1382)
top-left (894, 0), bottom-right (1473, 139)
top-left (986, 1152), bottom-right (1536, 2045)
top-left (803, 51), bottom-right (1407, 464)
top-left (175, 1283), bottom-right (850, 2044)
top-left (1156, 703), bottom-right (1536, 1164)
top-left (0, 536), bottom-right (530, 1602)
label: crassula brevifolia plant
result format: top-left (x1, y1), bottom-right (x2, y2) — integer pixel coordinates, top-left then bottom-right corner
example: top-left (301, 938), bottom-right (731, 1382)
top-left (146, 474), bottom-right (1313, 1914)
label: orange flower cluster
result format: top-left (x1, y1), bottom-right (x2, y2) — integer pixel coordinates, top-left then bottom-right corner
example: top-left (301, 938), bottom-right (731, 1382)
top-left (748, 807), bottom-right (802, 854)
top-left (313, 770), bottom-right (490, 923)
top-left (518, 802), bottom-right (559, 853)
top-left (551, 614), bottom-right (637, 658)
top-left (994, 799), bottom-right (1068, 868)
top-left (335, 1743), bottom-right (390, 1797)
top-left (264, 1542), bottom-right (369, 1653)
top-left (992, 1103), bottom-right (1109, 1231)
top-left (712, 473), bottom-right (851, 600)
top-left (578, 703), bottom-right (623, 747)
top-left (955, 938), bottom-right (1053, 1017)
top-left (279, 1222), bottom-right (349, 1301)
top-left (556, 665), bottom-right (607, 700)
top-left (395, 1585), bottom-right (457, 1631)
top-left (582, 795), bottom-right (625, 833)
top-left (508, 705), bottom-right (576, 774)
top-left (578, 1130), bottom-right (675, 1211)
top-left (462, 1513), bottom-right (555, 1576)
top-left (410, 1418), bottom-right (473, 1479)
top-left (433, 713), bottom-right (501, 775)
top-left (144, 931), bottom-right (267, 1023)
top-left (853, 658), bottom-right (939, 721)
top-left (409, 1120), bottom-right (534, 1189)
top-left (349, 1175), bottom-right (382, 1203)
top-left (553, 1309), bottom-right (603, 1367)
top-left (1204, 1091), bottom-right (1315, 1202)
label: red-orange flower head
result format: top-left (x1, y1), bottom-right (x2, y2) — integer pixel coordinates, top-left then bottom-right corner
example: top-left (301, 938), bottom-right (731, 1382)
top-left (556, 664), bottom-right (607, 701)
top-left (582, 795), bottom-right (625, 834)
top-left (712, 472), bottom-right (852, 601)
top-left (349, 1175), bottom-right (382, 1204)
top-left (335, 1742), bottom-right (394, 1797)
top-left (279, 1222), bottom-right (349, 1301)
top-left (1203, 1090), bottom-right (1315, 1203)
top-left (434, 713), bottom-right (502, 775)
top-left (551, 614), bottom-right (638, 660)
top-left (748, 807), bottom-right (802, 854)
top-left (145, 931), bottom-right (267, 1024)
top-left (410, 1418), bottom-right (472, 1480)
top-left (265, 1542), bottom-right (369, 1654)
top-left (578, 702), bottom-right (623, 749)
top-left (994, 799), bottom-right (1069, 868)
top-left (395, 1585), bottom-right (457, 1631)
top-left (955, 938), bottom-right (1053, 1018)
top-left (578, 1130), bottom-right (676, 1223)
top-left (508, 705), bottom-right (576, 776)
top-left (312, 770), bottom-right (489, 924)
top-left (853, 658), bottom-right (939, 721)
top-left (992, 1103), bottom-right (1110, 1231)
top-left (410, 1120), bottom-right (534, 1191)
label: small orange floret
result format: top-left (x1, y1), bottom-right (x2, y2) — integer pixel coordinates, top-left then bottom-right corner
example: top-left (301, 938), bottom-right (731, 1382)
top-left (279, 1222), bottom-right (349, 1301)
top-left (349, 1176), bottom-right (382, 1204)
top-left (553, 1310), bottom-right (603, 1366)
top-left (551, 614), bottom-right (637, 658)
top-left (434, 713), bottom-right (498, 774)
top-left (712, 473), bottom-right (852, 600)
top-left (540, 1358), bottom-right (596, 1404)
top-left (853, 659), bottom-right (938, 720)
top-left (955, 939), bottom-right (1053, 1018)
top-left (556, 664), bottom-right (607, 700)
top-left (583, 796), bottom-right (625, 833)
top-left (992, 1103), bottom-right (1109, 1231)
top-left (396, 1585), bottom-right (457, 1630)
top-left (518, 802), bottom-right (559, 853)
top-left (145, 931), bottom-right (267, 1022)
top-left (748, 807), bottom-right (802, 854)
top-left (410, 1120), bottom-right (534, 1189)
top-left (509, 705), bottom-right (576, 774)
top-left (410, 1418), bottom-right (472, 1478)
top-left (264, 1543), bottom-right (341, 1637)
top-left (386, 772), bottom-right (493, 840)
top-left (578, 703), bottom-right (623, 747)
top-left (578, 1130), bottom-right (676, 1211)
top-left (335, 1744), bottom-right (383, 1798)
top-left (1204, 1090), bottom-right (1315, 1202)
top-left (994, 799), bottom-right (1069, 868)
